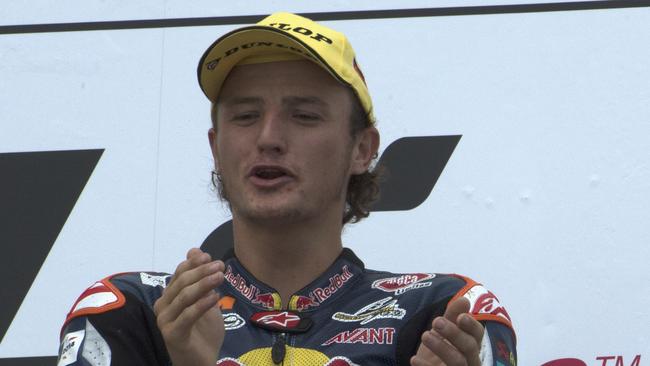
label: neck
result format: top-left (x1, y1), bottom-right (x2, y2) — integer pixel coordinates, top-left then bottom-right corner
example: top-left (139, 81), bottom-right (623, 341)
top-left (232, 211), bottom-right (344, 307)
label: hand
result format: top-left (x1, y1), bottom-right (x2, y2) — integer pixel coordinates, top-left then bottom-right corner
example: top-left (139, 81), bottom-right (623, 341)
top-left (410, 297), bottom-right (484, 366)
top-left (154, 248), bottom-right (225, 366)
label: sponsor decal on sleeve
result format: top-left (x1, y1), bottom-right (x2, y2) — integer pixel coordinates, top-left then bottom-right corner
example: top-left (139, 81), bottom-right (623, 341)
top-left (57, 329), bottom-right (85, 366)
top-left (322, 327), bottom-right (396, 346)
top-left (63, 278), bottom-right (126, 327)
top-left (463, 284), bottom-right (512, 327)
top-left (139, 273), bottom-right (171, 288)
top-left (450, 276), bottom-right (513, 330)
top-left (371, 273), bottom-right (435, 295)
top-left (332, 297), bottom-right (406, 325)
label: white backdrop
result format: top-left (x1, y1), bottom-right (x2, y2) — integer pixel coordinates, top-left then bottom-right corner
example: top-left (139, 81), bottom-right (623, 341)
top-left (1, 1), bottom-right (649, 365)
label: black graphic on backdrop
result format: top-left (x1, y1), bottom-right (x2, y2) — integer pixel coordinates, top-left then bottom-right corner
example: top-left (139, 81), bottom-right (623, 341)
top-left (0, 150), bottom-right (103, 345)
top-left (200, 136), bottom-right (460, 259)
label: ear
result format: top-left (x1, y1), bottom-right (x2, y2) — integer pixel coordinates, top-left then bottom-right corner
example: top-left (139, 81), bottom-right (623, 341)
top-left (208, 127), bottom-right (220, 169)
top-left (350, 126), bottom-right (380, 175)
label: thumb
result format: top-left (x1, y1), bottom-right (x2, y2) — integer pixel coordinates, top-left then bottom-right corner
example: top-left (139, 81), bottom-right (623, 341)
top-left (444, 296), bottom-right (471, 324)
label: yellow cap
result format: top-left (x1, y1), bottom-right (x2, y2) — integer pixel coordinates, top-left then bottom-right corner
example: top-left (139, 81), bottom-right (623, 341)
top-left (197, 12), bottom-right (375, 124)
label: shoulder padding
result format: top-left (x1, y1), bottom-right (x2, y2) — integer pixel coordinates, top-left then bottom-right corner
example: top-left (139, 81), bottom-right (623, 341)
top-left (449, 274), bottom-right (513, 330)
top-left (62, 272), bottom-right (171, 333)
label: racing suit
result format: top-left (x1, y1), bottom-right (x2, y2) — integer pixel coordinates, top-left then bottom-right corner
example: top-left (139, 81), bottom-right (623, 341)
top-left (58, 248), bottom-right (517, 366)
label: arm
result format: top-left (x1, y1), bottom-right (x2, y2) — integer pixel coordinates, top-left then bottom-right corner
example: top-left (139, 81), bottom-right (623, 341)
top-left (410, 282), bottom-right (517, 366)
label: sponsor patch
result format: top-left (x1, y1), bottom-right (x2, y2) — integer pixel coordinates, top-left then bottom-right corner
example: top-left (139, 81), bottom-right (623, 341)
top-left (58, 329), bottom-right (85, 366)
top-left (332, 297), bottom-right (406, 325)
top-left (252, 292), bottom-right (281, 310)
top-left (223, 312), bottom-right (245, 331)
top-left (139, 273), bottom-right (170, 288)
top-left (497, 341), bottom-right (510, 360)
top-left (322, 327), bottom-right (395, 346)
top-left (372, 273), bottom-right (434, 295)
top-left (287, 266), bottom-right (354, 311)
top-left (463, 284), bottom-right (512, 327)
top-left (250, 310), bottom-right (312, 333)
top-left (290, 295), bottom-right (320, 311)
top-left (224, 265), bottom-right (260, 301)
top-left (310, 265), bottom-right (354, 303)
top-left (64, 278), bottom-right (126, 327)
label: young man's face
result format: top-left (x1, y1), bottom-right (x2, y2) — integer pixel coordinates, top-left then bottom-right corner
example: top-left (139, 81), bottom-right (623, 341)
top-left (209, 60), bottom-right (375, 225)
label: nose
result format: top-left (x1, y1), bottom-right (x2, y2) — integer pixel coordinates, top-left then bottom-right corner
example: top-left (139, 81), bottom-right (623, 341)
top-left (256, 111), bottom-right (287, 156)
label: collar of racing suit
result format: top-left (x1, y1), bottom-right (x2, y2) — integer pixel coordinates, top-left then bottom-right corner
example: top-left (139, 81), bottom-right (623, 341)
top-left (220, 247), bottom-right (365, 312)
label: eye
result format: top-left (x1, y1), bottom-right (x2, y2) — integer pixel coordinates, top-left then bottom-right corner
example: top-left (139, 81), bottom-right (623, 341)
top-left (292, 110), bottom-right (321, 125)
top-left (230, 111), bottom-right (259, 126)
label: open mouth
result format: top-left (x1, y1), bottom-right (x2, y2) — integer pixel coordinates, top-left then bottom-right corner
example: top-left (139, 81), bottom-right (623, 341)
top-left (254, 168), bottom-right (288, 180)
top-left (249, 166), bottom-right (294, 186)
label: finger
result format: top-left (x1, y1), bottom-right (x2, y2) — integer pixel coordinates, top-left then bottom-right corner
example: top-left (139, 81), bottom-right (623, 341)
top-left (457, 313), bottom-right (484, 346)
top-left (432, 317), bottom-right (480, 363)
top-left (155, 260), bottom-right (224, 314)
top-left (157, 269), bottom-right (224, 326)
top-left (418, 330), bottom-right (468, 366)
top-left (163, 289), bottom-right (221, 342)
top-left (410, 338), bottom-right (443, 365)
top-left (186, 247), bottom-right (211, 261)
top-left (175, 249), bottom-right (212, 281)
top-left (443, 296), bottom-right (471, 323)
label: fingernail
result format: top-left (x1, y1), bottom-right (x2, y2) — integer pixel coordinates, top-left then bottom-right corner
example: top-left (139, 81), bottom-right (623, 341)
top-left (433, 317), bottom-right (446, 331)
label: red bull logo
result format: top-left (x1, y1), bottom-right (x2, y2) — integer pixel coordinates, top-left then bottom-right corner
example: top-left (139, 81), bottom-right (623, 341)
top-left (309, 265), bottom-right (354, 303)
top-left (291, 295), bottom-right (320, 311)
top-left (224, 266), bottom-right (260, 301)
top-left (252, 292), bottom-right (277, 309)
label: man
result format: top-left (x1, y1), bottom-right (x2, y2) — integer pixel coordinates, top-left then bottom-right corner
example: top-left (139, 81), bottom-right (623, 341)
top-left (58, 12), bottom-right (516, 366)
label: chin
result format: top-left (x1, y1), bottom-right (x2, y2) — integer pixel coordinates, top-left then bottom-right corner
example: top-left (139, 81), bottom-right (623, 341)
top-left (236, 202), bottom-right (310, 224)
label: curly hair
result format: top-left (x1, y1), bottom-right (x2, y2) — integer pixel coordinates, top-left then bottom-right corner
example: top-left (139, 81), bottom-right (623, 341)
top-left (210, 91), bottom-right (381, 225)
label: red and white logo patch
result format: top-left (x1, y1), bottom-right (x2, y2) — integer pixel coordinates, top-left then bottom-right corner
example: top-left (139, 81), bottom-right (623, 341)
top-left (250, 310), bottom-right (313, 333)
top-left (63, 278), bottom-right (125, 327)
top-left (254, 311), bottom-right (300, 328)
top-left (372, 273), bottom-right (435, 295)
top-left (463, 284), bottom-right (512, 327)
